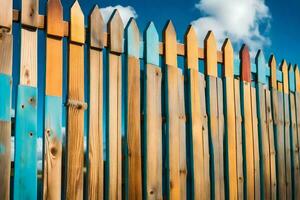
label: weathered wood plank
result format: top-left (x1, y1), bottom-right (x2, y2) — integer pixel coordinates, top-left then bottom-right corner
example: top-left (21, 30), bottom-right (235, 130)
top-left (178, 71), bottom-right (186, 200)
top-left (289, 93), bottom-right (300, 199)
top-left (14, 1), bottom-right (38, 198)
top-left (0, 29), bottom-right (12, 200)
top-left (144, 22), bottom-right (162, 200)
top-left (43, 2), bottom-right (64, 199)
top-left (240, 45), bottom-right (255, 200)
top-left (282, 60), bottom-right (292, 199)
top-left (125, 19), bottom-right (142, 199)
top-left (163, 21), bottom-right (184, 200)
top-left (88, 6), bottom-right (104, 200)
top-left (66, 2), bottom-right (85, 199)
top-left (185, 26), bottom-right (208, 200)
top-left (205, 30), bottom-right (224, 200)
top-left (222, 39), bottom-right (238, 200)
top-left (265, 90), bottom-right (277, 199)
top-left (106, 9), bottom-right (123, 199)
top-left (256, 50), bottom-right (271, 199)
top-left (234, 79), bottom-right (244, 200)
top-left (251, 87), bottom-right (261, 200)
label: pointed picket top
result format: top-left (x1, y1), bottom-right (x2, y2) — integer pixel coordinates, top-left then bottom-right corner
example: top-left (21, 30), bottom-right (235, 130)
top-left (185, 25), bottom-right (198, 70)
top-left (280, 60), bottom-right (289, 94)
top-left (0, 0), bottom-right (13, 29)
top-left (240, 44), bottom-right (251, 82)
top-left (295, 65), bottom-right (300, 92)
top-left (163, 20), bottom-right (177, 66)
top-left (256, 50), bottom-right (267, 85)
top-left (47, 0), bottom-right (64, 37)
top-left (70, 0), bottom-right (85, 44)
top-left (222, 38), bottom-right (234, 78)
top-left (126, 18), bottom-right (140, 58)
top-left (204, 31), bottom-right (217, 77)
top-left (269, 54), bottom-right (277, 89)
top-left (144, 22), bottom-right (159, 66)
top-left (22, 0), bottom-right (39, 27)
top-left (90, 5), bottom-right (104, 49)
top-left (288, 64), bottom-right (295, 92)
top-left (108, 9), bottom-right (124, 53)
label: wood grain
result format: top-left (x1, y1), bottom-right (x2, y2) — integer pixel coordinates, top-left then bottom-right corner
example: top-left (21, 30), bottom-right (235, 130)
top-left (20, 29), bottom-right (37, 86)
top-left (240, 45), bottom-right (251, 82)
top-left (47, 0), bottom-right (64, 37)
top-left (21, 0), bottom-right (39, 27)
top-left (0, 32), bottom-right (12, 75)
top-left (88, 6), bottom-right (104, 200)
top-left (164, 21), bottom-right (177, 67)
top-left (66, 43), bottom-right (84, 200)
top-left (145, 64), bottom-right (162, 200)
top-left (265, 90), bottom-right (277, 199)
top-left (0, 121), bottom-right (11, 200)
top-left (107, 53), bottom-right (122, 200)
top-left (251, 87), bottom-right (261, 200)
top-left (70, 1), bottom-right (84, 44)
top-left (0, 0), bottom-right (12, 30)
top-left (275, 91), bottom-right (287, 199)
top-left (108, 10), bottom-right (123, 53)
top-left (269, 55), bottom-right (277, 89)
top-left (234, 79), bottom-right (244, 199)
top-left (88, 48), bottom-right (104, 200)
top-left (241, 81), bottom-right (255, 200)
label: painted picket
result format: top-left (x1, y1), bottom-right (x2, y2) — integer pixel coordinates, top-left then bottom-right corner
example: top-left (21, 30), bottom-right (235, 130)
top-left (43, 0), bottom-right (64, 199)
top-left (143, 22), bottom-right (163, 200)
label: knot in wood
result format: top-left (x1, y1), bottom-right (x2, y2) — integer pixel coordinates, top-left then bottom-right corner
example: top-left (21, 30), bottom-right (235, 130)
top-left (67, 99), bottom-right (88, 110)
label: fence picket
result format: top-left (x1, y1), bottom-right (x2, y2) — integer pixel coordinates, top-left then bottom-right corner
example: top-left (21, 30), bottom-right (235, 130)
top-left (43, 0), bottom-right (64, 199)
top-left (124, 18), bottom-right (142, 199)
top-left (0, 0), bottom-right (13, 198)
top-left (288, 64), bottom-right (300, 199)
top-left (106, 10), bottom-right (123, 199)
top-left (222, 39), bottom-right (238, 200)
top-left (66, 1), bottom-right (85, 199)
top-left (88, 6), bottom-right (104, 200)
top-left (185, 25), bottom-right (209, 200)
top-left (14, 0), bottom-right (39, 199)
top-left (205, 31), bottom-right (225, 200)
top-left (143, 22), bottom-right (163, 200)
top-left (282, 60), bottom-right (293, 199)
top-left (163, 21), bottom-right (182, 200)
top-left (240, 45), bottom-right (255, 200)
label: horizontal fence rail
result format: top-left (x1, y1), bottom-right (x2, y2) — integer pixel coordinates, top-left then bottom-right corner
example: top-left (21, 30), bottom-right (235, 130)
top-left (0, 0), bottom-right (300, 199)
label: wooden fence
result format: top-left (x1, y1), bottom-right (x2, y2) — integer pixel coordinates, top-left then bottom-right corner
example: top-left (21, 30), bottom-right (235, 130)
top-left (0, 0), bottom-right (300, 199)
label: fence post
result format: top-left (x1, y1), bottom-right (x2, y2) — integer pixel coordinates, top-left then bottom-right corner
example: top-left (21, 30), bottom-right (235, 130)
top-left (106, 10), bottom-right (123, 199)
top-left (205, 31), bottom-right (225, 200)
top-left (66, 1), bottom-right (85, 199)
top-left (14, 0), bottom-right (39, 198)
top-left (281, 60), bottom-right (293, 199)
top-left (0, 0), bottom-right (13, 199)
top-left (143, 22), bottom-right (163, 200)
top-left (43, 0), bottom-right (64, 199)
top-left (88, 5), bottom-right (104, 200)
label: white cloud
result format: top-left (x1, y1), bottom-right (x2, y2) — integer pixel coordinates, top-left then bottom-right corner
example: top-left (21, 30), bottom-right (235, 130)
top-left (191, 0), bottom-right (271, 57)
top-left (100, 5), bottom-right (138, 27)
